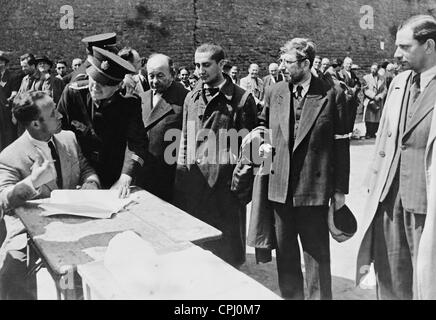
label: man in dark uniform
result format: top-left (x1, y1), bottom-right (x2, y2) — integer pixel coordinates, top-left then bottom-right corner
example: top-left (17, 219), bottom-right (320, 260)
top-left (66, 33), bottom-right (118, 84)
top-left (57, 47), bottom-right (147, 196)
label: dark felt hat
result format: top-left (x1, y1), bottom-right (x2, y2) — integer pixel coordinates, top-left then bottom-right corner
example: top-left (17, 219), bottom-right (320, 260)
top-left (328, 204), bottom-right (357, 243)
top-left (0, 51), bottom-right (10, 63)
top-left (35, 55), bottom-right (53, 67)
top-left (86, 46), bottom-right (136, 86)
top-left (81, 32), bottom-right (117, 54)
top-left (331, 58), bottom-right (343, 68)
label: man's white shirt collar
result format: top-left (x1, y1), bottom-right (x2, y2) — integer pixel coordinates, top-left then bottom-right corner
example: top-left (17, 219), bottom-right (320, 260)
top-left (419, 64), bottom-right (436, 92)
top-left (25, 130), bottom-right (55, 162)
top-left (293, 73), bottom-right (312, 98)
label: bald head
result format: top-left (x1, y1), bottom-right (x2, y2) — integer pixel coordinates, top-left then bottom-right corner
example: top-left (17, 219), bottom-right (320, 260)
top-left (248, 63), bottom-right (259, 78)
top-left (147, 53), bottom-right (174, 93)
top-left (268, 63), bottom-right (279, 77)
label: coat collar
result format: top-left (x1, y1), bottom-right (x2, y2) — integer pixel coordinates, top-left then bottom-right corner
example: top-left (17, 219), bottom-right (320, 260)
top-left (191, 73), bottom-right (235, 104)
top-left (142, 81), bottom-right (184, 129)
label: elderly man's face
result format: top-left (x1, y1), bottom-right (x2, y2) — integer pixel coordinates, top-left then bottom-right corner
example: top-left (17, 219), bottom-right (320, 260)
top-left (248, 65), bottom-right (259, 78)
top-left (394, 27), bottom-right (428, 73)
top-left (0, 60), bottom-right (6, 72)
top-left (269, 65), bottom-right (279, 77)
top-left (320, 59), bottom-right (330, 72)
top-left (147, 57), bottom-right (173, 93)
top-left (88, 74), bottom-right (120, 101)
top-left (72, 59), bottom-right (82, 71)
top-left (344, 59), bottom-right (352, 71)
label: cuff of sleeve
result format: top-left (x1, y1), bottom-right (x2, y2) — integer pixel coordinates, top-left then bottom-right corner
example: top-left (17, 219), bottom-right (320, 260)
top-left (22, 176), bottom-right (40, 196)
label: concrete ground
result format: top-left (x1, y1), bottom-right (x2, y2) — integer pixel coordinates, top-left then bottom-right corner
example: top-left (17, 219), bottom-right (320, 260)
top-left (239, 121), bottom-right (377, 300)
top-left (37, 122), bottom-right (377, 300)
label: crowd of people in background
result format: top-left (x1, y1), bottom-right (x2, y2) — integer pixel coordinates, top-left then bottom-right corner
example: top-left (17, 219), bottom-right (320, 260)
top-left (2, 13), bottom-right (436, 301)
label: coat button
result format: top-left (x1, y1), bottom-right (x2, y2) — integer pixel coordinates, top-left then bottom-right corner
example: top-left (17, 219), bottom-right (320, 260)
top-left (379, 151), bottom-right (386, 157)
top-left (401, 145), bottom-right (407, 150)
top-left (270, 170), bottom-right (275, 174)
top-left (388, 132), bottom-right (392, 137)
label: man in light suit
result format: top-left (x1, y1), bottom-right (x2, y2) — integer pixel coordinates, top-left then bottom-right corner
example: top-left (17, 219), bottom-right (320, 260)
top-left (356, 15), bottom-right (436, 300)
top-left (263, 63), bottom-right (283, 90)
top-left (240, 63), bottom-right (264, 112)
top-left (135, 53), bottom-right (188, 202)
top-left (0, 91), bottom-right (100, 299)
top-left (258, 38), bottom-right (349, 299)
top-left (362, 63), bottom-right (387, 138)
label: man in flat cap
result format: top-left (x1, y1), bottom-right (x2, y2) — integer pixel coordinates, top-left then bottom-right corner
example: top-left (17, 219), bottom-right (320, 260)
top-left (57, 47), bottom-right (147, 196)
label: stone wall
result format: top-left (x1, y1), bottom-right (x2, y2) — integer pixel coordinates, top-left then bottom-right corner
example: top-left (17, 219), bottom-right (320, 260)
top-left (0, 0), bottom-right (435, 76)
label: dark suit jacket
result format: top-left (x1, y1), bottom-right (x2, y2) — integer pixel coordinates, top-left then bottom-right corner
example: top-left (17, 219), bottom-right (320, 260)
top-left (135, 81), bottom-right (188, 202)
top-left (258, 76), bottom-right (350, 205)
top-left (0, 70), bottom-right (20, 151)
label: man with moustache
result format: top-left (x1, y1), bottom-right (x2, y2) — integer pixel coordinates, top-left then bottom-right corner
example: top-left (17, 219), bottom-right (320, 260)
top-left (175, 43), bottom-right (258, 268)
top-left (57, 47), bottom-right (147, 196)
top-left (134, 53), bottom-right (188, 202)
top-left (258, 38), bottom-right (349, 299)
top-left (357, 15), bottom-right (436, 300)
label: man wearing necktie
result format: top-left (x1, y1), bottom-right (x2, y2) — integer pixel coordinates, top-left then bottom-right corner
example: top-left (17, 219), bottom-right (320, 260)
top-left (258, 38), bottom-right (350, 299)
top-left (357, 15), bottom-right (436, 300)
top-left (175, 43), bottom-right (258, 268)
top-left (134, 53), bottom-right (188, 203)
top-left (0, 91), bottom-right (100, 299)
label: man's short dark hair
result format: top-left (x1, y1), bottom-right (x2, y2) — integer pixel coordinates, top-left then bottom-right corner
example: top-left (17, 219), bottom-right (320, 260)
top-left (222, 59), bottom-right (232, 72)
top-left (20, 53), bottom-right (36, 66)
top-left (399, 15), bottom-right (436, 45)
top-left (12, 91), bottom-right (48, 126)
top-left (195, 43), bottom-right (225, 63)
top-left (56, 60), bottom-right (67, 67)
top-left (281, 38), bottom-right (316, 68)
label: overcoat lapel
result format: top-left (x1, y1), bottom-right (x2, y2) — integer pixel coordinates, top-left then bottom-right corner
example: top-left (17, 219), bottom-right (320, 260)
top-left (402, 77), bottom-right (436, 141)
top-left (293, 78), bottom-right (327, 152)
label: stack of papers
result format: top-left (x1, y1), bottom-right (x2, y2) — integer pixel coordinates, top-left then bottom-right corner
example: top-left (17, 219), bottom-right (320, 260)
top-left (36, 190), bottom-right (136, 219)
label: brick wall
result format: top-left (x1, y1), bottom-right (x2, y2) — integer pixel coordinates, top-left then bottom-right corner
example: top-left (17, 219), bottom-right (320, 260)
top-left (0, 0), bottom-right (434, 76)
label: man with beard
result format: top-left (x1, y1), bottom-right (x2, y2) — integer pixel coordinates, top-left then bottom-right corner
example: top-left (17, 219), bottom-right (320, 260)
top-left (258, 38), bottom-right (349, 299)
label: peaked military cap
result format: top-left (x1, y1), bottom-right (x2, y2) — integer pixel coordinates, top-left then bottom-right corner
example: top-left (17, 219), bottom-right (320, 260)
top-left (81, 33), bottom-right (117, 54)
top-left (87, 46), bottom-right (136, 86)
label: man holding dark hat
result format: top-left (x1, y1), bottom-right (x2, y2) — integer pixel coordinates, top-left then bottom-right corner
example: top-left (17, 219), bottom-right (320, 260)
top-left (0, 51), bottom-right (21, 151)
top-left (57, 47), bottom-right (147, 196)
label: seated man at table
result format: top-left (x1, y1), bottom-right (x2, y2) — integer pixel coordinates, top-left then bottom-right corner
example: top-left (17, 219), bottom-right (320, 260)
top-left (0, 91), bottom-right (100, 299)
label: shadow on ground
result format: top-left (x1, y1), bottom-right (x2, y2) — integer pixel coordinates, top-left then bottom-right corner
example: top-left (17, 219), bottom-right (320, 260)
top-left (239, 253), bottom-right (376, 300)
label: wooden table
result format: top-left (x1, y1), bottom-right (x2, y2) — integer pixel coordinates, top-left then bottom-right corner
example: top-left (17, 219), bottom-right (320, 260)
top-left (15, 189), bottom-right (222, 299)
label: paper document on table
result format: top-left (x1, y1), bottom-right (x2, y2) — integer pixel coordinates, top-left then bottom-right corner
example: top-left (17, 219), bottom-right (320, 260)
top-left (37, 190), bottom-right (136, 219)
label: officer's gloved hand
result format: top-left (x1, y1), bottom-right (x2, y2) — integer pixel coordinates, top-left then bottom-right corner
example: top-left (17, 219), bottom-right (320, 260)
top-left (111, 173), bottom-right (132, 198)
